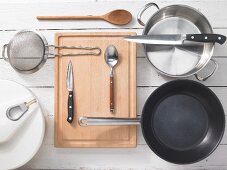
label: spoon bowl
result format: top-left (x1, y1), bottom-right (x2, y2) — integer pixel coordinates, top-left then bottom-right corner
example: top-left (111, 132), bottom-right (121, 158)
top-left (103, 10), bottom-right (132, 25)
top-left (104, 45), bottom-right (119, 68)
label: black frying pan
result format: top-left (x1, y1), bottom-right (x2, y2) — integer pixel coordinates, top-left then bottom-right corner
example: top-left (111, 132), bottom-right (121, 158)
top-left (79, 80), bottom-right (225, 164)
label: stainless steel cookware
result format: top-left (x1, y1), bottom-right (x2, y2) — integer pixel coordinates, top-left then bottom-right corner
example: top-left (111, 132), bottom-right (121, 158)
top-left (137, 3), bottom-right (221, 81)
top-left (2, 30), bottom-right (101, 74)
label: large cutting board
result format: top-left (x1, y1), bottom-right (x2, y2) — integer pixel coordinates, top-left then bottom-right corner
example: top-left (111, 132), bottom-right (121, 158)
top-left (55, 32), bottom-right (136, 147)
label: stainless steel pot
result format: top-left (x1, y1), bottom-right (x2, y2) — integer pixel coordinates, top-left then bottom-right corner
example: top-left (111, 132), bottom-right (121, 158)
top-left (137, 3), bottom-right (218, 81)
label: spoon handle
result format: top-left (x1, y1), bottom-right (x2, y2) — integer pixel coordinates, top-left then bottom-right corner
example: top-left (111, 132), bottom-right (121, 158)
top-left (37, 15), bottom-right (103, 20)
top-left (110, 76), bottom-right (114, 112)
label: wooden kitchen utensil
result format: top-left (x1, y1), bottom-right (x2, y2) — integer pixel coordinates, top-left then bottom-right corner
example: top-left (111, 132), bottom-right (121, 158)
top-left (37, 10), bottom-right (132, 25)
top-left (55, 32), bottom-right (136, 148)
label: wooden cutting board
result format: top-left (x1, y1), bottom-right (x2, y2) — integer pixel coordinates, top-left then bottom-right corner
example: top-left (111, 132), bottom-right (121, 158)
top-left (54, 32), bottom-right (137, 148)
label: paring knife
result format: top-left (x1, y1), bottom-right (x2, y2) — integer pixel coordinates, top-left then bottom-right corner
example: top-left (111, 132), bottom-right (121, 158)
top-left (66, 61), bottom-right (74, 123)
top-left (125, 34), bottom-right (226, 45)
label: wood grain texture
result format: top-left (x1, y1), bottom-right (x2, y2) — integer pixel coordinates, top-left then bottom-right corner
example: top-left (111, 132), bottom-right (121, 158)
top-left (2, 56), bottom-right (227, 87)
top-left (37, 15), bottom-right (103, 20)
top-left (37, 10), bottom-right (132, 26)
top-left (110, 76), bottom-right (114, 112)
top-left (54, 32), bottom-right (137, 147)
top-left (0, 28), bottom-right (226, 59)
top-left (22, 134), bottom-right (227, 170)
top-left (0, 1), bottom-right (226, 29)
top-left (1, 0), bottom-right (227, 169)
top-left (20, 87), bottom-right (227, 169)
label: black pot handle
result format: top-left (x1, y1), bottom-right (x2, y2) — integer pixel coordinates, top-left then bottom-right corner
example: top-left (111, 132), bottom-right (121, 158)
top-left (137, 3), bottom-right (159, 26)
top-left (195, 59), bottom-right (218, 81)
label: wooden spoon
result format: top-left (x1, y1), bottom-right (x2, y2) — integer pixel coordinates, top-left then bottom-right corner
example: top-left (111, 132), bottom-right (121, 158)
top-left (37, 10), bottom-right (132, 25)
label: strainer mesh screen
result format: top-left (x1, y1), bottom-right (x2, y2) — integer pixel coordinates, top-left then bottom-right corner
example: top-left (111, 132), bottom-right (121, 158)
top-left (8, 31), bottom-right (45, 71)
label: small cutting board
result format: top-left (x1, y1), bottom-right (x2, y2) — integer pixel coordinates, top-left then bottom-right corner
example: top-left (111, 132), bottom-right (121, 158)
top-left (55, 32), bottom-right (136, 148)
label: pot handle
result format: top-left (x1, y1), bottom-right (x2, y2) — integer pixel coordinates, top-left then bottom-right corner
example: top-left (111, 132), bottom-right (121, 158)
top-left (137, 3), bottom-right (159, 26)
top-left (2, 44), bottom-right (8, 61)
top-left (194, 59), bottom-right (218, 81)
top-left (78, 116), bottom-right (141, 126)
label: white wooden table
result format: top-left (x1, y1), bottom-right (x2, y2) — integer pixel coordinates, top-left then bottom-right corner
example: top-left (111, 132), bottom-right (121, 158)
top-left (1, 0), bottom-right (227, 169)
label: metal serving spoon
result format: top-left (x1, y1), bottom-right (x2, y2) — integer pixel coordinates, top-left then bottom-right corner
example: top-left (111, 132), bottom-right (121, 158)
top-left (104, 45), bottom-right (119, 112)
top-left (37, 10), bottom-right (132, 26)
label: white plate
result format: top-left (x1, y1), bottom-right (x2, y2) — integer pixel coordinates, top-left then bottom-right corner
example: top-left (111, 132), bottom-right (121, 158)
top-left (0, 80), bottom-right (45, 169)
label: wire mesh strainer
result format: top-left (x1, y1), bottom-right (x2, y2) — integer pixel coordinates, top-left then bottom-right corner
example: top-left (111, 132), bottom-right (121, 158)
top-left (2, 30), bottom-right (101, 74)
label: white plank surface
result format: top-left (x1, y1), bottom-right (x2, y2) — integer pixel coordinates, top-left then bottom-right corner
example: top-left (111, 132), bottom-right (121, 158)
top-left (2, 56), bottom-right (227, 87)
top-left (0, 0), bottom-right (226, 169)
top-left (0, 1), bottom-right (226, 30)
top-left (0, 28), bottom-right (227, 57)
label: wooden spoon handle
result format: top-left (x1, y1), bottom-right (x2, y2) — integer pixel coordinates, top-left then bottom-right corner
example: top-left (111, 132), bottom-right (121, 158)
top-left (37, 15), bottom-right (103, 20)
top-left (110, 76), bottom-right (114, 112)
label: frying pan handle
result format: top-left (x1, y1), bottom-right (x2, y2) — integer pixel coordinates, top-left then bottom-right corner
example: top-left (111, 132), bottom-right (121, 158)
top-left (195, 59), bottom-right (218, 81)
top-left (78, 116), bottom-right (141, 126)
top-left (137, 3), bottom-right (159, 26)
top-left (2, 44), bottom-right (9, 61)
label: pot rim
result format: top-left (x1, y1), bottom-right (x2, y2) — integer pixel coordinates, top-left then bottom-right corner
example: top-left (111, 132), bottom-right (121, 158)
top-left (141, 4), bottom-right (215, 78)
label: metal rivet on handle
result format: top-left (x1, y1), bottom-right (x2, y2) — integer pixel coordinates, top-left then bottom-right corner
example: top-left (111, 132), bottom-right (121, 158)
top-left (205, 36), bottom-right (208, 39)
top-left (218, 37), bottom-right (221, 40)
top-left (191, 36), bottom-right (194, 39)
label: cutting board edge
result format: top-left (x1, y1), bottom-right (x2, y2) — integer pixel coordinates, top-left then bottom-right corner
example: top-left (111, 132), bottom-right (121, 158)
top-left (54, 32), bottom-right (137, 148)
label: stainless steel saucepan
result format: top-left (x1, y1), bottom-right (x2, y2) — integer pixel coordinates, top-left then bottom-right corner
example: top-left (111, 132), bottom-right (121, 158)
top-left (136, 3), bottom-right (222, 81)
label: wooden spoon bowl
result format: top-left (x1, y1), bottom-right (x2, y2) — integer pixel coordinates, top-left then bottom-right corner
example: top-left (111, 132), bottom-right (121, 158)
top-left (103, 10), bottom-right (132, 25)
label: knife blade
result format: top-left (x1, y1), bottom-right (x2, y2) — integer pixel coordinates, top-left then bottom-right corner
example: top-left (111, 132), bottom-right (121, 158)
top-left (66, 61), bottom-right (74, 123)
top-left (125, 34), bottom-right (226, 45)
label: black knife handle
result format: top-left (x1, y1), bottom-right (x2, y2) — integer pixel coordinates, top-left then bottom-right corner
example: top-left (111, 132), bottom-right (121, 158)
top-left (67, 91), bottom-right (74, 123)
top-left (186, 34), bottom-right (226, 45)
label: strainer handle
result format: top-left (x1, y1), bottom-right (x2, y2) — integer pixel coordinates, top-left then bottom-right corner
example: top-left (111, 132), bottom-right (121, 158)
top-left (48, 45), bottom-right (102, 56)
top-left (2, 44), bottom-right (8, 61)
top-left (137, 3), bottom-right (159, 26)
top-left (194, 59), bottom-right (218, 81)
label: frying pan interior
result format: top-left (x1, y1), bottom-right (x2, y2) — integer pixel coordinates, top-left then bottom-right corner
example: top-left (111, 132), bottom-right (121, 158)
top-left (142, 80), bottom-right (225, 164)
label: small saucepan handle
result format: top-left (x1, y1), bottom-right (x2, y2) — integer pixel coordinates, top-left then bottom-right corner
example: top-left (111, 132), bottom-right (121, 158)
top-left (195, 59), bottom-right (218, 81)
top-left (2, 44), bottom-right (9, 61)
top-left (137, 3), bottom-right (159, 26)
top-left (78, 117), bottom-right (141, 126)
top-left (186, 34), bottom-right (226, 45)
